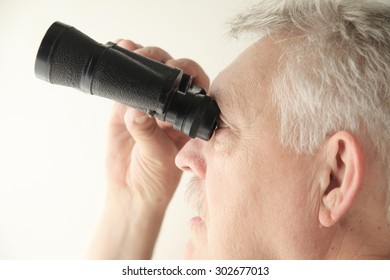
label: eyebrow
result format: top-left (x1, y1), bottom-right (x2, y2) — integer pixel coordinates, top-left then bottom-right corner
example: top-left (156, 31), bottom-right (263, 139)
top-left (209, 87), bottom-right (231, 117)
top-left (208, 87), bottom-right (241, 130)
top-left (209, 85), bottom-right (243, 117)
top-left (208, 80), bottom-right (264, 132)
top-left (208, 88), bottom-right (223, 102)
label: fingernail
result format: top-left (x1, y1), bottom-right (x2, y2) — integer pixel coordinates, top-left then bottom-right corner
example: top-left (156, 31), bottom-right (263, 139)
top-left (134, 115), bottom-right (149, 125)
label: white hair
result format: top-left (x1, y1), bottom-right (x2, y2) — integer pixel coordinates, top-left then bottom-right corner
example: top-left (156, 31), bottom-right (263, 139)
top-left (229, 0), bottom-right (390, 221)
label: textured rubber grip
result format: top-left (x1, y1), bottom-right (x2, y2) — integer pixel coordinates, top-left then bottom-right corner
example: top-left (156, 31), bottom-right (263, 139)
top-left (91, 45), bottom-right (181, 114)
top-left (35, 21), bottom-right (182, 114)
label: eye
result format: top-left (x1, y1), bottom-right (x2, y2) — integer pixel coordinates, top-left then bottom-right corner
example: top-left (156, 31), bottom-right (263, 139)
top-left (211, 116), bottom-right (232, 144)
top-left (215, 117), bottom-right (229, 134)
top-left (215, 117), bottom-right (229, 131)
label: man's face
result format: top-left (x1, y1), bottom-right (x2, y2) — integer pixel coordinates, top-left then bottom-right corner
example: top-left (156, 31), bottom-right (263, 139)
top-left (175, 36), bottom-right (324, 259)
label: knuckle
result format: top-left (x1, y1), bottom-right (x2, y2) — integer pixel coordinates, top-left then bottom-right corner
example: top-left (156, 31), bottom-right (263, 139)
top-left (135, 47), bottom-right (171, 62)
top-left (172, 58), bottom-right (201, 73)
top-left (117, 39), bottom-right (139, 51)
top-left (135, 118), bottom-right (159, 139)
top-left (134, 48), bottom-right (153, 58)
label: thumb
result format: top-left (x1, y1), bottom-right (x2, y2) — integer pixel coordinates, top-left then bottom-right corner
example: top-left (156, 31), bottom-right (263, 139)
top-left (124, 109), bottom-right (176, 156)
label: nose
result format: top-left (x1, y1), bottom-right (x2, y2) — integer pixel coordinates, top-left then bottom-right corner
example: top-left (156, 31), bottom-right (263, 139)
top-left (175, 138), bottom-right (206, 179)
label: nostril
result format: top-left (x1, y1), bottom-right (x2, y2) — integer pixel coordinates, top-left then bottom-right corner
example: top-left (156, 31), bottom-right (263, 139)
top-left (181, 166), bottom-right (192, 173)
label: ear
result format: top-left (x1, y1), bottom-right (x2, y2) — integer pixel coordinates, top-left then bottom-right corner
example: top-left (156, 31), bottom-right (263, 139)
top-left (318, 131), bottom-right (364, 227)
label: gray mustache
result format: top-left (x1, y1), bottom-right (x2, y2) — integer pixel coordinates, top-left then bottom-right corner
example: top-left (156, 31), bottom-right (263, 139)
top-left (185, 176), bottom-right (207, 220)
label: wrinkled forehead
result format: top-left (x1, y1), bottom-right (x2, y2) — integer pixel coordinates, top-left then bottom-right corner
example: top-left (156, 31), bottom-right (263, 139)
top-left (209, 36), bottom-right (283, 122)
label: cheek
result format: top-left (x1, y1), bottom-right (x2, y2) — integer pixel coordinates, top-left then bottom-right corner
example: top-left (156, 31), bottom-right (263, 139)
top-left (205, 139), bottom-right (317, 258)
top-left (205, 149), bottom-right (264, 258)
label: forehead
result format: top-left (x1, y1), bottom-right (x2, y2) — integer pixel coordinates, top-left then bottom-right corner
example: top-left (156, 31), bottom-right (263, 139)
top-left (209, 36), bottom-right (282, 123)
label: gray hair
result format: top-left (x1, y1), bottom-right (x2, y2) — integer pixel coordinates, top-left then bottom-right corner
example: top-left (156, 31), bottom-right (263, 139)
top-left (229, 0), bottom-right (390, 221)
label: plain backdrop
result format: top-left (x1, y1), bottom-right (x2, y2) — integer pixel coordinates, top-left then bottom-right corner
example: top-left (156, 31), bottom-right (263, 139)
top-left (0, 0), bottom-right (253, 259)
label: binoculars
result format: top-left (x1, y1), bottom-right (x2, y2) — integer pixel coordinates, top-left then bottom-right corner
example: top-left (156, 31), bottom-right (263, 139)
top-left (34, 22), bottom-right (220, 140)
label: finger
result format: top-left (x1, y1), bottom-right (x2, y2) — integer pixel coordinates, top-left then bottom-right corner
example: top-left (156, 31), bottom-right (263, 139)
top-left (166, 58), bottom-right (210, 90)
top-left (116, 39), bottom-right (143, 51)
top-left (161, 126), bottom-right (191, 150)
top-left (134, 47), bottom-right (173, 63)
top-left (124, 109), bottom-right (177, 157)
top-left (106, 103), bottom-right (135, 172)
top-left (146, 117), bottom-right (190, 150)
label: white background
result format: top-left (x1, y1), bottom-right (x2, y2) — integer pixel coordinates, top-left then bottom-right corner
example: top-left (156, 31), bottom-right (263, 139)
top-left (0, 0), bottom-right (252, 259)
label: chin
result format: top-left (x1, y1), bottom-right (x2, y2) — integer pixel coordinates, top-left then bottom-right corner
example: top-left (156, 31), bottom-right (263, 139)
top-left (183, 239), bottom-right (209, 260)
top-left (183, 240), bottom-right (195, 259)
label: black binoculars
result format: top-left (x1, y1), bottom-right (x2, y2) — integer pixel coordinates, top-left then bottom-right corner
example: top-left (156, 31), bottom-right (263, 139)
top-left (34, 22), bottom-right (220, 140)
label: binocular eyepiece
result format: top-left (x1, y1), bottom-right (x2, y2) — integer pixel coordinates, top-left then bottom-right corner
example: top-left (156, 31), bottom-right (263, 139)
top-left (35, 22), bottom-right (220, 140)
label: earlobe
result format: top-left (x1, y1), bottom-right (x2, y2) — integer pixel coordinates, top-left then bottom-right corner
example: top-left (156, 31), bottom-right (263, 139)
top-left (318, 131), bottom-right (364, 227)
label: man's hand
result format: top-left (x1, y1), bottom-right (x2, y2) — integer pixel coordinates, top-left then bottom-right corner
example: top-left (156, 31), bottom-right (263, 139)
top-left (86, 40), bottom-right (209, 259)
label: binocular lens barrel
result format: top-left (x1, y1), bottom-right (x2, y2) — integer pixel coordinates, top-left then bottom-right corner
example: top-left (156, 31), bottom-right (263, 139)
top-left (34, 22), bottom-right (220, 140)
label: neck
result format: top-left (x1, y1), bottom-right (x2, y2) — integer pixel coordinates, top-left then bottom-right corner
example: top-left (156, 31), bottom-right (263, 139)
top-left (323, 219), bottom-right (390, 259)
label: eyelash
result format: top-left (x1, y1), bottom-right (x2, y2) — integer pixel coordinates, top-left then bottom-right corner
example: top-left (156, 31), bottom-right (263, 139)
top-left (215, 118), bottom-right (228, 131)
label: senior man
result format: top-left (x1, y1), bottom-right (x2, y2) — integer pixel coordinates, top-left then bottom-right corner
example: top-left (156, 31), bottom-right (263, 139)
top-left (87, 0), bottom-right (390, 259)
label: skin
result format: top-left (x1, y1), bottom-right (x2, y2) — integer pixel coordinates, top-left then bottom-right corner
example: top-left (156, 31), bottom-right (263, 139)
top-left (87, 36), bottom-right (390, 260)
top-left (177, 37), bottom-right (325, 259)
top-left (86, 40), bottom-right (208, 259)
